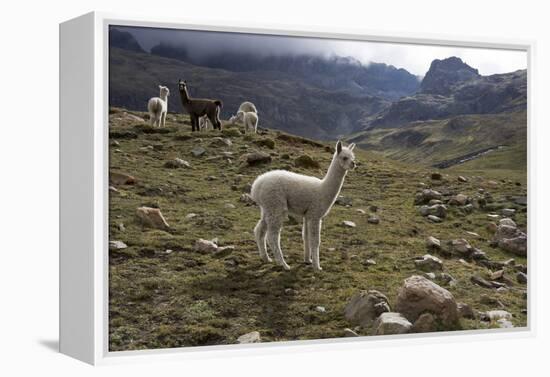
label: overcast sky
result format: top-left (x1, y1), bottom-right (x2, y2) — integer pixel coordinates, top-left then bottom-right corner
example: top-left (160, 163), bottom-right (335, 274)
top-left (119, 26), bottom-right (527, 77)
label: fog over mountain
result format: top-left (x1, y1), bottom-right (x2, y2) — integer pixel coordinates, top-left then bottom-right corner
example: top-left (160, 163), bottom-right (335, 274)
top-left (116, 26), bottom-right (526, 76)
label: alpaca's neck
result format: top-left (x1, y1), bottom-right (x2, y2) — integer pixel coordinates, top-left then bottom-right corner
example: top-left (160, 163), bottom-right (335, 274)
top-left (180, 87), bottom-right (191, 103)
top-left (160, 93), bottom-right (168, 102)
top-left (321, 154), bottom-right (347, 206)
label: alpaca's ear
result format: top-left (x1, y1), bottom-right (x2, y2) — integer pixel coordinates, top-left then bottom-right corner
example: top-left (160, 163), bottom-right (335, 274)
top-left (336, 140), bottom-right (342, 154)
top-left (349, 143), bottom-right (356, 151)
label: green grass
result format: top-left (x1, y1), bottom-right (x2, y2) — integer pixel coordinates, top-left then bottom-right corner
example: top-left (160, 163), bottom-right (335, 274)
top-left (108, 108), bottom-right (527, 351)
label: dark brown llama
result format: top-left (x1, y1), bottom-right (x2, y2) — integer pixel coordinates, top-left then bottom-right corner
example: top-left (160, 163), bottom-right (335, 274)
top-left (178, 79), bottom-right (223, 131)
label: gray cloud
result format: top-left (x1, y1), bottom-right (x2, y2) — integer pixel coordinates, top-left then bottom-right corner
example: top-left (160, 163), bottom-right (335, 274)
top-left (117, 25), bottom-right (527, 76)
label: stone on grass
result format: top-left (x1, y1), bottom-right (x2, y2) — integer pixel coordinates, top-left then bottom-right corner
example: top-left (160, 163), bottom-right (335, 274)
top-left (190, 146), bottom-right (207, 157)
top-left (426, 236), bottom-right (441, 250)
top-left (516, 272), bottom-right (527, 284)
top-left (294, 154), bottom-right (320, 169)
top-left (342, 220), bottom-right (356, 228)
top-left (343, 328), bottom-right (360, 337)
top-left (457, 302), bottom-right (475, 319)
top-left (335, 195), bottom-right (353, 206)
top-left (367, 216), bottom-right (380, 224)
top-left (395, 275), bottom-right (459, 327)
top-left (110, 171), bottom-right (136, 185)
top-left (411, 313), bottom-right (436, 333)
top-left (458, 176), bottom-right (468, 183)
top-left (471, 275), bottom-right (494, 289)
top-left (194, 239), bottom-right (218, 253)
top-left (356, 209), bottom-right (366, 215)
top-left (109, 240), bottom-right (128, 250)
top-left (344, 290), bottom-right (391, 327)
top-left (414, 254), bottom-right (443, 272)
top-left (136, 206), bottom-right (170, 230)
top-left (371, 313), bottom-right (412, 335)
top-left (209, 137), bottom-right (232, 147)
top-left (499, 218), bottom-right (517, 227)
top-left (246, 151), bottom-right (272, 166)
top-left (449, 194), bottom-right (469, 206)
top-left (427, 215), bottom-right (442, 223)
top-left (164, 158), bottom-right (191, 169)
top-left (237, 331), bottom-right (261, 344)
top-left (415, 189), bottom-right (442, 205)
top-left (501, 208), bottom-right (516, 217)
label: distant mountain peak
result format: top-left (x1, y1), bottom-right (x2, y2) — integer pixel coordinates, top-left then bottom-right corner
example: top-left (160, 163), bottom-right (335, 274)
top-left (420, 56), bottom-right (480, 95)
top-left (109, 28), bottom-right (145, 53)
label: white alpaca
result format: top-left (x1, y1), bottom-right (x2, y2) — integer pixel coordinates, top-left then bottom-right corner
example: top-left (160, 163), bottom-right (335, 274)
top-left (198, 115), bottom-right (213, 131)
top-left (238, 101), bottom-right (257, 114)
top-left (230, 111), bottom-right (258, 133)
top-left (251, 141), bottom-right (356, 271)
top-left (147, 85), bottom-right (169, 127)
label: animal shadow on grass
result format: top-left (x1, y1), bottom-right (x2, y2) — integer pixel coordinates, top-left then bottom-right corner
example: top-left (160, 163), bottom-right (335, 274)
top-left (188, 260), bottom-right (305, 339)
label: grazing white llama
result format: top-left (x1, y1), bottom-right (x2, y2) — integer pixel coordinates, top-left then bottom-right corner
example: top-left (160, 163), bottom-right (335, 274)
top-left (230, 110), bottom-right (259, 133)
top-left (198, 115), bottom-right (213, 131)
top-left (251, 141), bottom-right (356, 271)
top-left (147, 85), bottom-right (170, 127)
top-left (238, 101), bottom-right (257, 114)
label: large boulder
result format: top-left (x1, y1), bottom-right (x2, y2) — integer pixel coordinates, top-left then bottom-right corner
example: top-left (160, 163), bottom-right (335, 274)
top-left (245, 151), bottom-right (272, 166)
top-left (344, 290), bottom-right (391, 327)
top-left (371, 313), bottom-right (412, 335)
top-left (414, 254), bottom-right (443, 272)
top-left (395, 275), bottom-right (459, 327)
top-left (493, 224), bottom-right (527, 256)
top-left (415, 189), bottom-right (443, 205)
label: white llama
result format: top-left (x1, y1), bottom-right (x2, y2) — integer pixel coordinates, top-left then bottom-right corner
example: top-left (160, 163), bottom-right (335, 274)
top-left (147, 85), bottom-right (170, 127)
top-left (238, 101), bottom-right (257, 114)
top-left (251, 141), bottom-right (356, 271)
top-left (230, 111), bottom-right (258, 133)
top-left (198, 115), bottom-right (213, 131)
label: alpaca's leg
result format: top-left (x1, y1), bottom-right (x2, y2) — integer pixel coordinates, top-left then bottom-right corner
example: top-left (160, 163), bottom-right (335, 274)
top-left (149, 113), bottom-right (155, 127)
top-left (191, 116), bottom-right (197, 132)
top-left (161, 112), bottom-right (166, 127)
top-left (266, 219), bottom-right (290, 271)
top-left (308, 220), bottom-right (322, 271)
top-left (303, 218), bottom-right (312, 264)
top-left (254, 217), bottom-right (271, 263)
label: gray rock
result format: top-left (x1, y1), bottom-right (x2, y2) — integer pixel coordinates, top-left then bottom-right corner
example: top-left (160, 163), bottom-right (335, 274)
top-left (109, 240), bottom-right (128, 250)
top-left (194, 239), bottom-right (218, 253)
top-left (245, 151), bottom-right (272, 165)
top-left (335, 195), bottom-right (353, 206)
top-left (367, 216), bottom-right (380, 224)
top-left (426, 236), bottom-right (441, 250)
top-left (136, 206), bottom-right (170, 230)
top-left (209, 137), bottom-right (232, 147)
top-left (190, 146), bottom-right (207, 157)
top-left (344, 290), bottom-right (391, 327)
top-left (414, 254), bottom-right (443, 272)
top-left (342, 220), bottom-right (356, 228)
top-left (501, 208), bottom-right (516, 217)
top-left (427, 215), bottom-right (442, 223)
top-left (449, 238), bottom-right (473, 257)
top-left (499, 234), bottom-right (527, 256)
top-left (516, 271), bottom-right (527, 284)
top-left (411, 313), bottom-right (436, 333)
top-left (471, 275), bottom-right (494, 289)
top-left (164, 158), bottom-right (191, 169)
top-left (237, 331), bottom-right (261, 344)
top-left (315, 306), bottom-right (326, 313)
top-left (457, 302), bottom-right (475, 319)
top-left (449, 193), bottom-right (469, 206)
top-left (371, 313), bottom-right (412, 335)
top-left (458, 176), bottom-right (468, 183)
top-left (415, 189), bottom-right (443, 205)
top-left (499, 218), bottom-right (517, 227)
top-left (395, 275), bottom-right (459, 326)
top-left (343, 328), bottom-right (360, 337)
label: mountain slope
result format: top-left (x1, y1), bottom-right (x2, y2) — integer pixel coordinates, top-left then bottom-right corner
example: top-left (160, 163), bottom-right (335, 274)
top-left (109, 47), bottom-right (389, 140)
top-left (149, 44), bottom-right (421, 100)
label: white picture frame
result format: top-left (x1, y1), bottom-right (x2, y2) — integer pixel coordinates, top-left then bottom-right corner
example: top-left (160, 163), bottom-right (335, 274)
top-left (59, 11), bottom-right (535, 365)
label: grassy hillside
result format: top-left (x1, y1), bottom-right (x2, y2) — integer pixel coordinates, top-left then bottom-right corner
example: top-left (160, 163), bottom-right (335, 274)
top-left (108, 108), bottom-right (527, 351)
top-left (109, 47), bottom-right (388, 140)
top-left (349, 111), bottom-right (527, 171)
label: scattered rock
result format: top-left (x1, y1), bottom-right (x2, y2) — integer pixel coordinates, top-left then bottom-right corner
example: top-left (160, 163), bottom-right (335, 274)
top-left (356, 209), bottom-right (366, 215)
top-left (344, 290), bottom-right (391, 327)
top-left (237, 331), bottom-right (261, 344)
top-left (369, 205), bottom-right (379, 212)
top-left (335, 195), bottom-right (353, 206)
top-left (294, 154), bottom-right (320, 169)
top-left (395, 275), bottom-right (459, 326)
top-left (213, 246), bottom-right (235, 258)
top-left (457, 302), bottom-right (475, 319)
top-left (367, 216), bottom-right (380, 224)
top-left (486, 222), bottom-right (498, 233)
top-left (471, 275), bottom-right (494, 289)
top-left (516, 272), bottom-right (527, 284)
top-left (427, 215), bottom-right (442, 223)
top-left (136, 207), bottom-right (170, 230)
top-left (449, 194), bottom-right (469, 206)
top-left (499, 234), bottom-right (527, 256)
top-left (190, 146), bottom-right (207, 157)
top-left (110, 171), bottom-right (136, 185)
top-left (414, 254), bottom-right (443, 272)
top-left (431, 172), bottom-right (443, 180)
top-left (164, 158), bottom-right (191, 169)
top-left (426, 236), bottom-right (441, 250)
top-left (419, 204), bottom-right (447, 218)
top-left (315, 306), bottom-right (326, 313)
top-left (363, 259), bottom-right (377, 267)
top-left (415, 189), bottom-right (443, 205)
top-left (449, 238), bottom-right (473, 257)
top-left (457, 176), bottom-right (468, 183)
top-left (209, 137), bottom-right (232, 147)
top-left (342, 220), bottom-right (356, 228)
top-left (343, 328), bottom-right (360, 337)
top-left (371, 313), bottom-right (412, 335)
top-left (224, 203), bottom-right (236, 209)
top-left (109, 186), bottom-right (119, 194)
top-left (109, 240), bottom-right (128, 250)
top-left (411, 313), bottom-right (436, 333)
top-left (118, 223), bottom-right (125, 232)
top-left (185, 213), bottom-right (198, 220)
top-left (499, 218), bottom-right (517, 227)
top-left (501, 208), bottom-right (516, 217)
top-left (245, 151), bottom-right (272, 166)
top-left (194, 239), bottom-right (218, 253)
